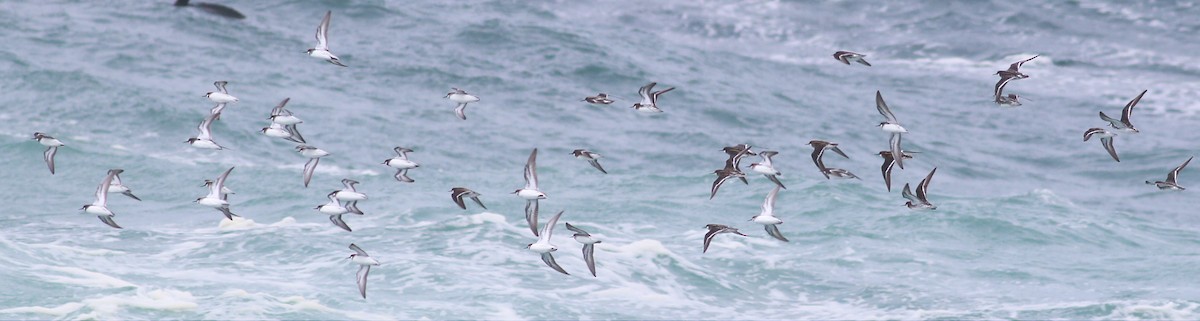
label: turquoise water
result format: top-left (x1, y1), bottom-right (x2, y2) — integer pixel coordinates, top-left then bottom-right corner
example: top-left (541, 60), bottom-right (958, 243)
top-left (3, 0), bottom-right (1200, 319)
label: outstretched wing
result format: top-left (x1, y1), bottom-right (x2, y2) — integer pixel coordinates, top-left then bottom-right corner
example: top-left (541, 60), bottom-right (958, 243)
top-left (761, 185), bottom-right (780, 216)
top-left (524, 148), bottom-right (539, 190)
top-left (1168, 156), bottom-right (1193, 184)
top-left (537, 210), bottom-right (564, 243)
top-left (564, 222), bottom-right (591, 237)
top-left (315, 11), bottom-right (331, 50)
top-left (875, 91), bottom-right (898, 123)
top-left (917, 167), bottom-right (938, 202)
top-left (349, 243), bottom-right (369, 257)
top-left (356, 265), bottom-right (370, 298)
top-left (1122, 90), bottom-right (1147, 124)
top-left (540, 252), bottom-right (569, 275)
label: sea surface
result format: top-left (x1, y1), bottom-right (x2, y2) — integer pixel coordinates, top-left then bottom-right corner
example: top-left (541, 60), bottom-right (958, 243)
top-left (3, 0), bottom-right (1200, 319)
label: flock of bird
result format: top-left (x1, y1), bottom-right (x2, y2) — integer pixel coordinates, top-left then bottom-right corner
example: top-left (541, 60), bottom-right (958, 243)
top-left (27, 8), bottom-right (1194, 300)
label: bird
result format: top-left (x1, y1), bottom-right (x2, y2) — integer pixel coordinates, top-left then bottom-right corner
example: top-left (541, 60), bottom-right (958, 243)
top-left (450, 187), bottom-right (487, 210)
top-left (993, 76), bottom-right (1024, 106)
top-left (994, 93), bottom-right (1024, 107)
top-left (1099, 90), bottom-right (1147, 134)
top-left (296, 145), bottom-right (330, 187)
top-left (80, 169), bottom-right (124, 229)
top-left (383, 147), bottom-right (419, 183)
top-left (902, 167), bottom-right (938, 210)
top-left (204, 81), bottom-right (238, 106)
top-left (875, 91), bottom-right (908, 134)
top-left (750, 185), bottom-right (788, 242)
top-left (332, 179), bottom-right (367, 214)
top-left (995, 55), bottom-right (1038, 80)
top-left (527, 210), bottom-right (568, 275)
top-left (582, 93), bottom-right (614, 105)
top-left (703, 224), bottom-right (746, 253)
top-left (306, 11), bottom-right (347, 67)
top-left (263, 97), bottom-right (306, 144)
top-left (445, 88), bottom-right (481, 120)
top-left (565, 223), bottom-right (601, 277)
top-left (833, 51), bottom-right (872, 66)
top-left (268, 97), bottom-right (303, 125)
top-left (346, 243), bottom-right (379, 299)
top-left (572, 149), bottom-right (607, 174)
top-left (173, 0), bottom-right (245, 19)
top-left (710, 166), bottom-right (747, 200)
top-left (186, 112), bottom-right (226, 150)
top-left (195, 167), bottom-right (237, 220)
top-left (514, 148), bottom-right (547, 236)
top-left (32, 132), bottom-right (64, 175)
top-left (107, 169), bottom-right (142, 201)
top-left (316, 191), bottom-right (353, 232)
top-left (722, 144), bottom-right (756, 185)
top-left (807, 140), bottom-right (849, 179)
top-left (1146, 156), bottom-right (1193, 190)
top-left (822, 167), bottom-right (861, 180)
top-left (748, 150), bottom-right (786, 189)
top-left (1083, 128), bottom-right (1120, 162)
top-left (631, 82), bottom-right (675, 113)
top-left (878, 151), bottom-right (916, 192)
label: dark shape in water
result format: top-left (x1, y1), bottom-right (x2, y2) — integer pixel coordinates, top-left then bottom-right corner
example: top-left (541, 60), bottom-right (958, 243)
top-left (175, 0), bottom-right (245, 20)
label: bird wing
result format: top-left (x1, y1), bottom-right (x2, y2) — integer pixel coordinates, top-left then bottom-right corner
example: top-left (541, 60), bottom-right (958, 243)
top-left (524, 148), bottom-right (539, 190)
top-left (876, 91), bottom-right (898, 123)
top-left (315, 11), bottom-right (331, 50)
top-left (917, 167), bottom-right (938, 202)
top-left (1168, 156), bottom-right (1193, 184)
top-left (761, 185), bottom-right (780, 216)
top-left (349, 243), bottom-right (369, 257)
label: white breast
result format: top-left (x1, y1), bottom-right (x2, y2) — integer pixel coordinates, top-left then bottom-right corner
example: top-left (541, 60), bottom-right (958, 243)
top-left (448, 94), bottom-right (480, 103)
top-left (207, 92), bottom-right (238, 103)
top-left (385, 158), bottom-right (418, 169)
top-left (197, 197), bottom-right (228, 208)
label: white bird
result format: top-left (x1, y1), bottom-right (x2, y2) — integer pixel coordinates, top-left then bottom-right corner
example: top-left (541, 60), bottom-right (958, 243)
top-left (187, 112), bottom-right (226, 150)
top-left (268, 97), bottom-right (303, 125)
top-left (750, 185), bottom-right (788, 242)
top-left (32, 132), bottom-right (64, 175)
top-left (445, 88), bottom-right (481, 120)
top-left (107, 169), bottom-right (141, 201)
top-left (513, 148), bottom-right (547, 236)
top-left (296, 145), bottom-right (330, 187)
top-left (195, 167), bottom-right (237, 220)
top-left (748, 150), bottom-right (785, 189)
top-left (347, 243), bottom-right (379, 299)
top-left (80, 169), bottom-right (124, 229)
top-left (527, 210), bottom-right (568, 275)
top-left (332, 178), bottom-right (367, 214)
top-left (306, 11), bottom-right (347, 67)
top-left (262, 97), bottom-right (306, 144)
top-left (204, 81), bottom-right (239, 105)
top-left (565, 222), bottom-right (601, 277)
top-left (316, 191), bottom-right (353, 232)
top-left (382, 147), bottom-right (419, 183)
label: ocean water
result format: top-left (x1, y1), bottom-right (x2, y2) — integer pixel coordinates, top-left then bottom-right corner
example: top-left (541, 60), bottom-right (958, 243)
top-left (3, 0), bottom-right (1200, 319)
